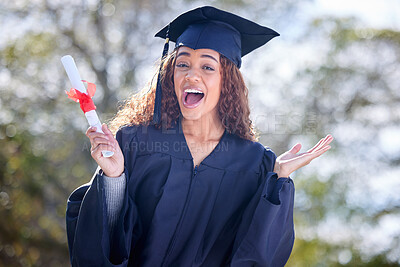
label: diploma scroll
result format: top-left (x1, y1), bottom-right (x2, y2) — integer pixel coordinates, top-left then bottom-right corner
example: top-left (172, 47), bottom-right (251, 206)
top-left (61, 55), bottom-right (114, 158)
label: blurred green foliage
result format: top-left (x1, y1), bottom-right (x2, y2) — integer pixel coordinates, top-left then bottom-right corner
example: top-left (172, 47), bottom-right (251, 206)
top-left (0, 125), bottom-right (72, 265)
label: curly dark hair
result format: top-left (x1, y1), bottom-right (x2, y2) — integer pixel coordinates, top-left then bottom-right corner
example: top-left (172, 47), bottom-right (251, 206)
top-left (109, 49), bottom-right (256, 141)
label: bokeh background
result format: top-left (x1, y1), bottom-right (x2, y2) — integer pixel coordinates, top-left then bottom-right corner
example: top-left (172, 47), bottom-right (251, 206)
top-left (1, 0), bottom-right (400, 266)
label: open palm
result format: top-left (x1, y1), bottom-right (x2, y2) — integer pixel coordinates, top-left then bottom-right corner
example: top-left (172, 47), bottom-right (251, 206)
top-left (274, 134), bottom-right (333, 178)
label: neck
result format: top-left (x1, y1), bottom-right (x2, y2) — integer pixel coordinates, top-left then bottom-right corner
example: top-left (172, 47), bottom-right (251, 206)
top-left (181, 112), bottom-right (224, 142)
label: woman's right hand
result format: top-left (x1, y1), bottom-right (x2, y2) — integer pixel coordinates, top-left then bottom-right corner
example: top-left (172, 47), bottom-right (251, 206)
top-left (86, 124), bottom-right (124, 177)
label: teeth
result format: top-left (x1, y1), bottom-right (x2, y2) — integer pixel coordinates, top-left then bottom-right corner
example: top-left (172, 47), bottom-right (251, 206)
top-left (184, 89), bottom-right (203, 94)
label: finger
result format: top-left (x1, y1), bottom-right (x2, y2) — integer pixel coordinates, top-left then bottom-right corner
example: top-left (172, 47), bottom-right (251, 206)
top-left (85, 126), bottom-right (97, 137)
top-left (308, 145), bottom-right (331, 160)
top-left (320, 134), bottom-right (333, 145)
top-left (311, 146), bottom-right (331, 161)
top-left (92, 143), bottom-right (116, 152)
top-left (102, 124), bottom-right (114, 139)
top-left (324, 135), bottom-right (334, 146)
top-left (308, 134), bottom-right (333, 153)
top-left (102, 124), bottom-right (119, 146)
top-left (87, 130), bottom-right (110, 142)
top-left (285, 144), bottom-right (332, 171)
top-left (91, 143), bottom-right (117, 157)
top-left (289, 143), bottom-right (302, 154)
top-left (307, 138), bottom-right (325, 153)
top-left (314, 135), bottom-right (333, 153)
top-left (91, 136), bottom-right (112, 149)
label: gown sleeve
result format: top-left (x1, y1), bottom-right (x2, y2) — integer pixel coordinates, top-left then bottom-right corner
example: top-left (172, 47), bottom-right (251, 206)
top-left (230, 149), bottom-right (295, 267)
top-left (66, 127), bottom-right (141, 266)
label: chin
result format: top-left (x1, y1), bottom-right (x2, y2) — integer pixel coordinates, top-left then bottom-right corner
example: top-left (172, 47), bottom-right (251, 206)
top-left (180, 108), bottom-right (203, 121)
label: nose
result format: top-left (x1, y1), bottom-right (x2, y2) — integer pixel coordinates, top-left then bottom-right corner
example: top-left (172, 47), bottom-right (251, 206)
top-left (185, 68), bottom-right (200, 82)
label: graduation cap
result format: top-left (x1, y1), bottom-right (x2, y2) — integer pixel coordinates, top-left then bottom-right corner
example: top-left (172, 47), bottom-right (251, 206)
top-left (152, 6), bottom-right (279, 124)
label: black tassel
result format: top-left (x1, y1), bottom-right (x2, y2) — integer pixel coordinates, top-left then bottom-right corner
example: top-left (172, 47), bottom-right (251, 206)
top-left (152, 24), bottom-right (170, 125)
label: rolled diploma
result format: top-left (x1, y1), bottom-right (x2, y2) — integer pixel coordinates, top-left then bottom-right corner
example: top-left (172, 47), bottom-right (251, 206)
top-left (61, 55), bottom-right (114, 157)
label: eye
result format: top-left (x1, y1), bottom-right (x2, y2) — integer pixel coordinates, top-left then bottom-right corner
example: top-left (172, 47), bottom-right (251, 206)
top-left (176, 62), bottom-right (189, 68)
top-left (203, 65), bottom-right (215, 71)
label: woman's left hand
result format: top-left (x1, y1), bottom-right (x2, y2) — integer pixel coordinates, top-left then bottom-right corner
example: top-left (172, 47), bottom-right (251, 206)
top-left (274, 134), bottom-right (333, 178)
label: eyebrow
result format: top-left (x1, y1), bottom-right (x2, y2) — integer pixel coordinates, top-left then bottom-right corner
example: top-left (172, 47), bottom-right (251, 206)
top-left (176, 51), bottom-right (219, 63)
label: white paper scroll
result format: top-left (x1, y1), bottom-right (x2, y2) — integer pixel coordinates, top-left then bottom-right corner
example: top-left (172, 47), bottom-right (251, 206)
top-left (61, 55), bottom-right (114, 158)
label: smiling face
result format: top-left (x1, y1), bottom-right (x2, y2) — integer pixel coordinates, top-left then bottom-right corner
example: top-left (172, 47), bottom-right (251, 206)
top-left (174, 46), bottom-right (222, 122)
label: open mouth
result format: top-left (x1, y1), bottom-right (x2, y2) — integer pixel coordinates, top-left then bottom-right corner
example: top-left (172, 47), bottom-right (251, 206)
top-left (183, 88), bottom-right (205, 108)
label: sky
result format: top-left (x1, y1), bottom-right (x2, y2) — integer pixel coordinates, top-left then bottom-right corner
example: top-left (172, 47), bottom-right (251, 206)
top-left (312, 0), bottom-right (400, 29)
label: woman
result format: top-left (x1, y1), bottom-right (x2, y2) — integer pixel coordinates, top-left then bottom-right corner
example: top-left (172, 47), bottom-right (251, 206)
top-left (66, 6), bottom-right (332, 267)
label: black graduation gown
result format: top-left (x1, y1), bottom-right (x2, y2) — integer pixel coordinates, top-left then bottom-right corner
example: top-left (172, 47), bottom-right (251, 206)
top-left (66, 122), bottom-right (295, 267)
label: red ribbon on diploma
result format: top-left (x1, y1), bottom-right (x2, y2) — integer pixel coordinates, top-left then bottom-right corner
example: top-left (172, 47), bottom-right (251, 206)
top-left (65, 80), bottom-right (97, 113)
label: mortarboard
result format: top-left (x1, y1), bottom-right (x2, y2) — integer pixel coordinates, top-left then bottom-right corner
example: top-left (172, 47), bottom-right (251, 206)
top-left (152, 6), bottom-right (279, 124)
